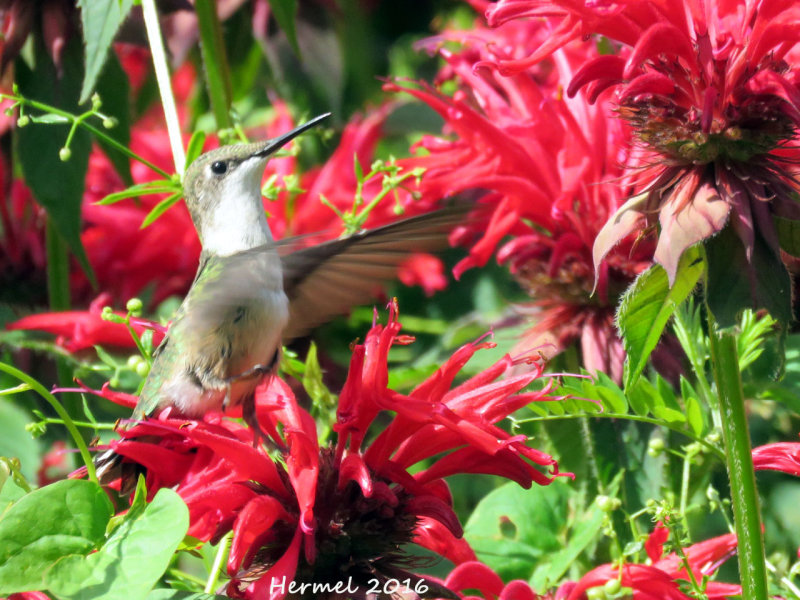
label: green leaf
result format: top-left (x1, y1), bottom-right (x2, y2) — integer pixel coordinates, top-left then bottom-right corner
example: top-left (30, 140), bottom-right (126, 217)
top-left (141, 193), bottom-right (182, 228)
top-left (97, 181), bottom-right (180, 205)
top-left (302, 343), bottom-right (337, 409)
top-left (706, 224), bottom-right (792, 331)
top-left (268, 0), bottom-right (300, 57)
top-left (44, 488), bottom-right (189, 600)
top-left (464, 481), bottom-right (570, 581)
top-left (680, 376), bottom-right (705, 436)
top-left (77, 0), bottom-right (135, 103)
top-left (530, 500), bottom-right (604, 591)
top-left (16, 38), bottom-right (95, 282)
top-left (618, 245), bottom-right (704, 389)
top-left (0, 479), bottom-right (113, 594)
top-left (185, 131), bottom-right (207, 167)
top-left (194, 0), bottom-right (233, 130)
top-left (776, 215), bottom-right (800, 257)
top-left (0, 402), bottom-right (42, 481)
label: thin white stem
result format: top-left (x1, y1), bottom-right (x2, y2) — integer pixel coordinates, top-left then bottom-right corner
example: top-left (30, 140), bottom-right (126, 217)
top-left (141, 0), bottom-right (186, 177)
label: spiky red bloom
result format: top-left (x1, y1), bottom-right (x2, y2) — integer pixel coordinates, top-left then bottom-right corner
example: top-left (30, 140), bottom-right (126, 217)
top-left (384, 15), bottom-right (652, 380)
top-left (6, 293), bottom-right (166, 352)
top-left (483, 0), bottom-right (800, 290)
top-left (101, 301), bottom-right (564, 599)
top-left (558, 524), bottom-right (740, 600)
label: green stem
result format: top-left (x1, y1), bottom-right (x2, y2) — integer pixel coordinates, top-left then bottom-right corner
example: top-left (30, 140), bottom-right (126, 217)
top-left (45, 221), bottom-right (92, 446)
top-left (520, 412), bottom-right (724, 461)
top-left (205, 530), bottom-right (232, 594)
top-left (708, 326), bottom-right (767, 600)
top-left (1, 94), bottom-right (172, 178)
top-left (195, 0), bottom-right (233, 130)
top-left (0, 362), bottom-right (97, 484)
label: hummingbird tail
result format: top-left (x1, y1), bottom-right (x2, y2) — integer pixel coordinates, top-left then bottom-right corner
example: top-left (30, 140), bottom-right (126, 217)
top-left (94, 447), bottom-right (144, 494)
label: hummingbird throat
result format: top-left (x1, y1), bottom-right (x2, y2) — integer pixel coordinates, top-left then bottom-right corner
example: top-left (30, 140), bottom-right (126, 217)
top-left (200, 163), bottom-right (273, 256)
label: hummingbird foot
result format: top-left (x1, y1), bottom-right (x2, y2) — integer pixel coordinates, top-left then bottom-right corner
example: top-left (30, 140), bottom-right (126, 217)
top-left (242, 392), bottom-right (272, 450)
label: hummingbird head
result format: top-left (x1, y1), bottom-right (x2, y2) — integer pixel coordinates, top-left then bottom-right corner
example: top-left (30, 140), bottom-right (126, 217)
top-left (183, 113), bottom-right (330, 255)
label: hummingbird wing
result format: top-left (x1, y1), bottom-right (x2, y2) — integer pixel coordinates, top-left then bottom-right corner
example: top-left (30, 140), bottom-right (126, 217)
top-left (279, 207), bottom-right (466, 340)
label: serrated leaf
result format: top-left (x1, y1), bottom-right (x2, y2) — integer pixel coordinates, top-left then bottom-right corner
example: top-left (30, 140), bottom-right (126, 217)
top-left (619, 245), bottom-right (704, 390)
top-left (44, 488), bottom-right (189, 600)
top-left (0, 479), bottom-right (113, 594)
top-left (16, 38), bottom-right (94, 282)
top-left (77, 0), bottom-right (135, 103)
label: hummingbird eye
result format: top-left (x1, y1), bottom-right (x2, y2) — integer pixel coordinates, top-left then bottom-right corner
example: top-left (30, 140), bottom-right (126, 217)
top-left (210, 161), bottom-right (228, 175)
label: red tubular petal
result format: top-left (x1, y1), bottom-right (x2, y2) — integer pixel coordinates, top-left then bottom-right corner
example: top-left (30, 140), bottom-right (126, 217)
top-left (415, 518), bottom-right (477, 566)
top-left (228, 495), bottom-right (292, 573)
top-left (617, 72), bottom-right (676, 104)
top-left (445, 561), bottom-right (503, 597)
top-left (499, 581), bottom-right (538, 600)
top-left (624, 23), bottom-right (699, 80)
top-left (404, 495), bottom-right (463, 538)
top-left (245, 525), bottom-right (303, 600)
top-left (337, 453), bottom-right (373, 495)
top-left (645, 521), bottom-right (670, 561)
top-left (567, 55), bottom-right (626, 98)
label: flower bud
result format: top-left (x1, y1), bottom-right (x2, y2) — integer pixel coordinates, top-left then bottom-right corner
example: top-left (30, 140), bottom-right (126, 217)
top-left (126, 297), bottom-right (143, 316)
top-left (16, 115), bottom-right (29, 127)
top-left (603, 579), bottom-right (622, 596)
top-left (58, 147), bottom-right (71, 162)
top-left (135, 361), bottom-right (150, 378)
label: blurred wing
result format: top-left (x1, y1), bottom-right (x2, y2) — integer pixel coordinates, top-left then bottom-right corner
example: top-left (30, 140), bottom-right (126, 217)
top-left (280, 207), bottom-right (467, 341)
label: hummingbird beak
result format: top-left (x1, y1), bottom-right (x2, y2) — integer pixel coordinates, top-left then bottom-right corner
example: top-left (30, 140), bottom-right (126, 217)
top-left (251, 113), bottom-right (331, 159)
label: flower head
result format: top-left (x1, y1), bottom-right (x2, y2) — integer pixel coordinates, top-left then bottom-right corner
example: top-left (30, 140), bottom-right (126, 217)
top-left (484, 0), bottom-right (800, 290)
top-left (102, 301), bottom-right (564, 599)
top-left (384, 14), bottom-right (652, 380)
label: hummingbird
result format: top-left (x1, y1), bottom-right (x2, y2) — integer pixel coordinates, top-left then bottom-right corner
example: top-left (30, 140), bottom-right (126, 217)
top-left (96, 113), bottom-right (465, 481)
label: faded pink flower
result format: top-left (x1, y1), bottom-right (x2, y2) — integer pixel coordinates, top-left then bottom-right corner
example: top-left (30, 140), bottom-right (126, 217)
top-left (483, 0), bottom-right (800, 300)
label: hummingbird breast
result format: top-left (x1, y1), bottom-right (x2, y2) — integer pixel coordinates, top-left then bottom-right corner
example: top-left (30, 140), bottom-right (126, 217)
top-left (142, 248), bottom-right (289, 419)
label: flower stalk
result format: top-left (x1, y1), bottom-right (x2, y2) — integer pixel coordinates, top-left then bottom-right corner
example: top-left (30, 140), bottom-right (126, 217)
top-left (141, 0), bottom-right (186, 177)
top-left (708, 324), bottom-right (768, 600)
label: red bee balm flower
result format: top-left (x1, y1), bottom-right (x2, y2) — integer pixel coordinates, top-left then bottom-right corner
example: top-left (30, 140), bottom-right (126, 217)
top-left (103, 301), bottom-right (565, 599)
top-left (384, 14), bottom-right (652, 380)
top-left (484, 0), bottom-right (800, 318)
